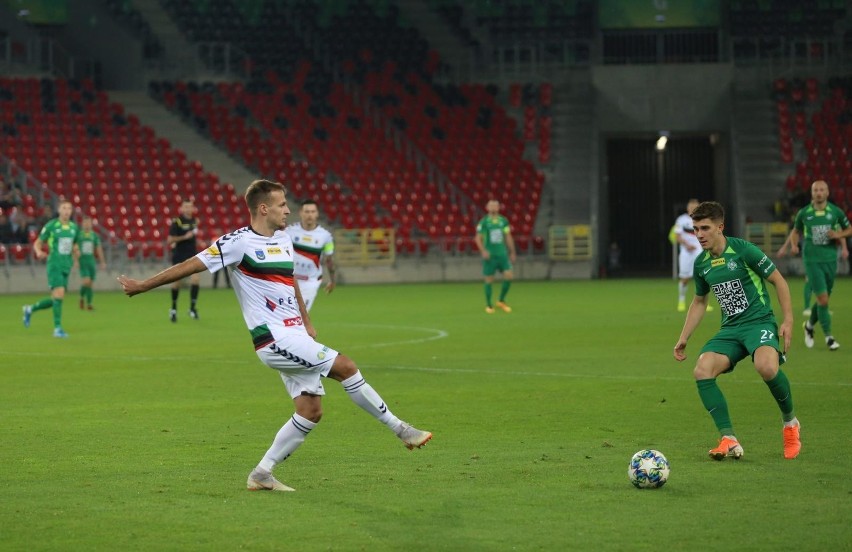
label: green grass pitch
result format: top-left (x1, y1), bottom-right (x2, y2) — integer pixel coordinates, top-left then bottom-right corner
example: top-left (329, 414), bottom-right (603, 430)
top-left (2, 277), bottom-right (850, 551)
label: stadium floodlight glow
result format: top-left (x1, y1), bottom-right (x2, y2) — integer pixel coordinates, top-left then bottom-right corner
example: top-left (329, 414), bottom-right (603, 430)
top-left (655, 135), bottom-right (668, 151)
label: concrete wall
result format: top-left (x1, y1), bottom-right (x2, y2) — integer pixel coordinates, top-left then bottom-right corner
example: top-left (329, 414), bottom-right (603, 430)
top-left (0, 257), bottom-right (595, 295)
top-left (593, 63), bottom-right (733, 132)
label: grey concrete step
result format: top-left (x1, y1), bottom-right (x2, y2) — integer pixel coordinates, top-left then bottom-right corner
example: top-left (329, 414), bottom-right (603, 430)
top-left (108, 90), bottom-right (257, 191)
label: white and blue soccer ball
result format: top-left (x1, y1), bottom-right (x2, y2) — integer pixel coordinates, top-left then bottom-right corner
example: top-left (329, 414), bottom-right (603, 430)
top-left (628, 449), bottom-right (670, 489)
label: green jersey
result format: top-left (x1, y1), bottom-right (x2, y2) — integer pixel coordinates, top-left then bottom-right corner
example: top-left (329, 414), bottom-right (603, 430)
top-left (693, 237), bottom-right (778, 328)
top-left (476, 215), bottom-right (511, 257)
top-left (793, 202), bottom-right (850, 264)
top-left (38, 218), bottom-right (79, 271)
top-left (77, 229), bottom-right (101, 261)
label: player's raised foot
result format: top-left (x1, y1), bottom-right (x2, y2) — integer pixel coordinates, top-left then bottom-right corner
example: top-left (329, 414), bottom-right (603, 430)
top-left (496, 301), bottom-right (512, 313)
top-left (395, 422), bottom-right (433, 450)
top-left (803, 322), bottom-right (814, 349)
top-left (783, 420), bottom-right (801, 460)
top-left (708, 436), bottom-right (743, 460)
top-left (485, 306), bottom-right (495, 314)
top-left (826, 336), bottom-right (839, 351)
top-left (246, 469), bottom-right (294, 492)
top-left (677, 300), bottom-right (686, 312)
top-left (189, 308), bottom-right (199, 320)
top-left (169, 309), bottom-right (177, 323)
top-left (22, 305), bottom-right (32, 328)
top-left (53, 327), bottom-right (69, 338)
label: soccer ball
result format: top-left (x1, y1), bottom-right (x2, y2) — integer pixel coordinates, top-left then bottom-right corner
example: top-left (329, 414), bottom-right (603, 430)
top-left (628, 449), bottom-right (670, 489)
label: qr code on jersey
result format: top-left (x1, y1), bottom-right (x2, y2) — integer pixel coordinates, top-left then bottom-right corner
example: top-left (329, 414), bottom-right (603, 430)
top-left (712, 279), bottom-right (749, 317)
top-left (811, 224), bottom-right (831, 245)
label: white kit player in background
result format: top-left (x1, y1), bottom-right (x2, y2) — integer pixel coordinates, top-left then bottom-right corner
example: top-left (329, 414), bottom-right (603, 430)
top-left (285, 199), bottom-right (336, 311)
top-left (674, 198), bottom-right (712, 313)
top-left (118, 180), bottom-right (432, 493)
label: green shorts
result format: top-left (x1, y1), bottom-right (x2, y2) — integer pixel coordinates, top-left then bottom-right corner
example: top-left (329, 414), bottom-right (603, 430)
top-left (699, 320), bottom-right (786, 373)
top-left (47, 264), bottom-right (71, 290)
top-left (79, 259), bottom-right (97, 280)
top-left (803, 261), bottom-right (835, 296)
top-left (483, 255), bottom-right (512, 276)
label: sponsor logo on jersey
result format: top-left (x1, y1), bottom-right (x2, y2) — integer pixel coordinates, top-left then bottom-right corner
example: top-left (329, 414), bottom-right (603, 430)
top-left (301, 235), bottom-right (314, 243)
top-left (267, 247), bottom-right (282, 255)
top-left (283, 316), bottom-right (302, 327)
top-left (255, 249), bottom-right (266, 260)
top-left (711, 258), bottom-right (726, 267)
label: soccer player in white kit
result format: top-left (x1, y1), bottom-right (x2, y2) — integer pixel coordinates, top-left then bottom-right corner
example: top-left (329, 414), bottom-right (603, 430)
top-left (118, 180), bottom-right (432, 492)
top-left (674, 198), bottom-right (711, 312)
top-left (285, 199), bottom-right (336, 311)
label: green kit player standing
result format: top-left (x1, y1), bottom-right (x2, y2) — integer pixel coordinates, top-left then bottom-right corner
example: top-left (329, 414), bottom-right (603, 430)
top-left (77, 216), bottom-right (106, 310)
top-left (673, 201), bottom-right (801, 460)
top-left (788, 180), bottom-right (852, 350)
top-left (474, 199), bottom-right (516, 314)
top-left (23, 200), bottom-right (79, 338)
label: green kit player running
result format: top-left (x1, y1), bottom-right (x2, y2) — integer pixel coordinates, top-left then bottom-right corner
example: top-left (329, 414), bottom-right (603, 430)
top-left (474, 199), bottom-right (516, 314)
top-left (673, 201), bottom-right (801, 460)
top-left (77, 216), bottom-right (106, 310)
top-left (787, 180), bottom-right (852, 351)
top-left (23, 200), bottom-right (80, 338)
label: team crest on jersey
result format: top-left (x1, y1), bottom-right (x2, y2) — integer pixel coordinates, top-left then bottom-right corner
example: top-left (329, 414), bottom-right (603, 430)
top-left (727, 260), bottom-right (738, 271)
top-left (255, 249), bottom-right (266, 260)
top-left (826, 213), bottom-right (833, 220)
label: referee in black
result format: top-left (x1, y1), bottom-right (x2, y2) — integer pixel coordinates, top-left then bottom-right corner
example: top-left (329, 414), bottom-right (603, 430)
top-left (167, 200), bottom-right (201, 322)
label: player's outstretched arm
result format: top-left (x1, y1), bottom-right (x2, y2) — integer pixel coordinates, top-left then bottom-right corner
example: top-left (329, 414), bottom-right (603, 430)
top-left (673, 295), bottom-right (709, 361)
top-left (766, 270), bottom-right (794, 353)
top-left (119, 257), bottom-right (206, 297)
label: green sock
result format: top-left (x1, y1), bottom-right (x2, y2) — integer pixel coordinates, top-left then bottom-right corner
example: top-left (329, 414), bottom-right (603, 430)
top-left (86, 286), bottom-right (94, 305)
top-left (765, 370), bottom-right (795, 423)
top-left (484, 283), bottom-right (492, 307)
top-left (81, 286), bottom-right (90, 304)
top-left (32, 298), bottom-right (54, 312)
top-left (808, 306), bottom-right (818, 327)
top-left (816, 304), bottom-right (831, 336)
top-left (499, 281), bottom-right (511, 302)
top-left (696, 379), bottom-right (734, 437)
top-left (52, 298), bottom-right (63, 328)
top-left (802, 281), bottom-right (812, 311)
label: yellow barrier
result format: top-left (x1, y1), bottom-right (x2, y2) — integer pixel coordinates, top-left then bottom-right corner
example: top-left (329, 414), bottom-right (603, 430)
top-left (548, 225), bottom-right (592, 260)
top-left (333, 228), bottom-right (396, 266)
top-left (744, 222), bottom-right (789, 254)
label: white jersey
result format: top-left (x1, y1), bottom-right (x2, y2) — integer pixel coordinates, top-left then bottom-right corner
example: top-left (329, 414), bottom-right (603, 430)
top-left (196, 227), bottom-right (307, 350)
top-left (285, 223), bottom-right (334, 281)
top-left (674, 213), bottom-right (700, 252)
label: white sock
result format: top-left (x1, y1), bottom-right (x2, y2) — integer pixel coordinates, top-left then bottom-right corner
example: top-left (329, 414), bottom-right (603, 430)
top-left (341, 371), bottom-right (401, 430)
top-left (257, 414), bottom-right (316, 472)
top-left (678, 281), bottom-right (687, 302)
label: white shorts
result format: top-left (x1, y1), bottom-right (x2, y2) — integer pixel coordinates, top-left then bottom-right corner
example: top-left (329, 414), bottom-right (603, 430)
top-left (297, 279), bottom-right (322, 311)
top-left (679, 247), bottom-right (701, 279)
top-left (256, 332), bottom-right (339, 399)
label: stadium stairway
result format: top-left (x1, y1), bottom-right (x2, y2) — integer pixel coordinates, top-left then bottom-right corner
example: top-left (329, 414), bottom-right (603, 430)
top-left (545, 74), bottom-right (595, 228)
top-left (125, 0), bottom-right (201, 78)
top-left (107, 90), bottom-right (256, 192)
top-left (395, 0), bottom-right (478, 77)
top-left (732, 91), bottom-right (789, 223)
